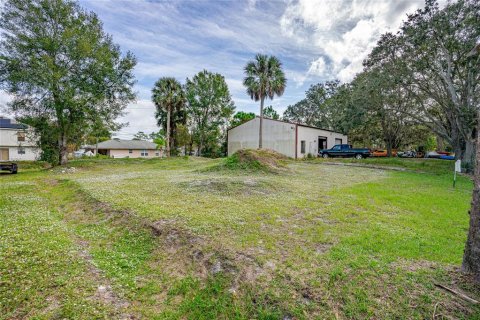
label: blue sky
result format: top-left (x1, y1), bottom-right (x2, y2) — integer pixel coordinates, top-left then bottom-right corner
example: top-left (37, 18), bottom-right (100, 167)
top-left (2, 0), bottom-right (432, 139)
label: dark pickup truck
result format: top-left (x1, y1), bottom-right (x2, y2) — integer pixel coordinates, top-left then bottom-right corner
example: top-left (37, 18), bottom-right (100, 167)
top-left (0, 162), bottom-right (18, 174)
top-left (319, 144), bottom-right (371, 159)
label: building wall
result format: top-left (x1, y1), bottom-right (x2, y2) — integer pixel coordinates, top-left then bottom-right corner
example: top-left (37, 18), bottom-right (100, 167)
top-left (5, 146), bottom-right (39, 161)
top-left (106, 149), bottom-right (162, 159)
top-left (228, 118), bottom-right (296, 158)
top-left (296, 126), bottom-right (348, 158)
top-left (0, 128), bottom-right (40, 161)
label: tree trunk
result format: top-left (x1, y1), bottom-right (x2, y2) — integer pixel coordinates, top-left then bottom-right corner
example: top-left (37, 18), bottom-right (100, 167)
top-left (386, 140), bottom-right (392, 157)
top-left (462, 109), bottom-right (480, 280)
top-left (95, 136), bottom-right (99, 156)
top-left (166, 108), bottom-right (171, 157)
top-left (58, 132), bottom-right (68, 165)
top-left (464, 139), bottom-right (476, 170)
top-left (198, 140), bottom-right (203, 157)
top-left (259, 96), bottom-right (265, 149)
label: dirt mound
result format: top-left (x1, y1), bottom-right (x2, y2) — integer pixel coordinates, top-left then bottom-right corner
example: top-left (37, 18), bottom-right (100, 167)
top-left (222, 149), bottom-right (288, 172)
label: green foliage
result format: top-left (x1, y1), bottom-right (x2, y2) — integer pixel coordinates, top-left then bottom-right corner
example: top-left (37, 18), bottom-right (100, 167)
top-left (424, 135), bottom-right (437, 152)
top-left (185, 70), bottom-right (235, 157)
top-left (283, 80), bottom-right (341, 130)
top-left (243, 54), bottom-right (286, 148)
top-left (362, 0), bottom-right (479, 160)
top-left (152, 77), bottom-right (186, 156)
top-left (174, 124), bottom-right (190, 149)
top-left (263, 105), bottom-right (279, 120)
top-left (243, 54), bottom-right (286, 102)
top-left (281, 0), bottom-right (480, 159)
top-left (133, 131), bottom-right (150, 140)
top-left (231, 111), bottom-right (255, 127)
top-left (0, 0), bottom-right (136, 165)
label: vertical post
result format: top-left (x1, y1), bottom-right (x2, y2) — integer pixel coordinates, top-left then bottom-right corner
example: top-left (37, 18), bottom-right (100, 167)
top-left (259, 95), bottom-right (264, 149)
top-left (454, 159), bottom-right (461, 188)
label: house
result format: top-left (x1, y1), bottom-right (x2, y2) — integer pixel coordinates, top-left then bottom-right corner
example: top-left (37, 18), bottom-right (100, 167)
top-left (0, 117), bottom-right (40, 161)
top-left (227, 117), bottom-right (348, 159)
top-left (85, 139), bottom-right (162, 158)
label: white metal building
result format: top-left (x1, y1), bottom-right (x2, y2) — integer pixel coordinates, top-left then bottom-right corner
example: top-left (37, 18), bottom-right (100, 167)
top-left (227, 117), bottom-right (347, 159)
top-left (0, 117), bottom-right (40, 161)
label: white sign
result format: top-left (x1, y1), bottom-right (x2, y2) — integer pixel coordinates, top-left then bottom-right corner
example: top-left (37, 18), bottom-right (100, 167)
top-left (455, 160), bottom-right (462, 173)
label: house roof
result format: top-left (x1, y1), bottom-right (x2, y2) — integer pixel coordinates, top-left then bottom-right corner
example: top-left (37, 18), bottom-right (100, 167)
top-left (227, 116), bottom-right (345, 135)
top-left (0, 117), bottom-right (27, 129)
top-left (88, 139), bottom-right (158, 150)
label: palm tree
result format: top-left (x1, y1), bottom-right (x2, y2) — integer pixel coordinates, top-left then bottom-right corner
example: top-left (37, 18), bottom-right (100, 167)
top-left (152, 77), bottom-right (185, 157)
top-left (243, 54), bottom-right (286, 149)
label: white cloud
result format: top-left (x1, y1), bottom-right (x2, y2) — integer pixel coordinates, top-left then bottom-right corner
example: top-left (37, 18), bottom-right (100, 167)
top-left (115, 99), bottom-right (158, 138)
top-left (281, 0), bottom-right (426, 82)
top-left (0, 92), bottom-right (12, 114)
top-left (307, 57), bottom-right (326, 76)
top-left (1, 0), bottom-right (438, 138)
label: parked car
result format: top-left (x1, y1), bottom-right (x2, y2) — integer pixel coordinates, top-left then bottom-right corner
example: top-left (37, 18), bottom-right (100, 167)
top-left (398, 150), bottom-right (417, 158)
top-left (372, 149), bottom-right (398, 157)
top-left (425, 151), bottom-right (454, 159)
top-left (0, 162), bottom-right (18, 174)
top-left (319, 144), bottom-right (371, 159)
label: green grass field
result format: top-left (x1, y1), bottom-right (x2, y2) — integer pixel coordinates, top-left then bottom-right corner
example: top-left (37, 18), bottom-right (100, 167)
top-left (1, 157), bottom-right (479, 319)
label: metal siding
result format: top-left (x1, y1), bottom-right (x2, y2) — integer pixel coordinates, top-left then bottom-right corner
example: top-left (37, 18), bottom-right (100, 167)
top-left (296, 126), bottom-right (348, 158)
top-left (228, 118), bottom-right (296, 158)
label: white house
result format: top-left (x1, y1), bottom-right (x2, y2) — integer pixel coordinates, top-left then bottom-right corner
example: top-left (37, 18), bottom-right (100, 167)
top-left (0, 117), bottom-right (40, 161)
top-left (85, 139), bottom-right (163, 159)
top-left (227, 117), bottom-right (348, 159)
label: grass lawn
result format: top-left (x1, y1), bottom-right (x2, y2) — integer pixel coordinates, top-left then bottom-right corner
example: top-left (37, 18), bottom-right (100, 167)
top-left (1, 156), bottom-right (479, 319)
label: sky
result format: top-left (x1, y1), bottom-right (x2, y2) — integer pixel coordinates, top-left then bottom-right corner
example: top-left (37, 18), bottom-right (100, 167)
top-left (2, 0), bottom-right (433, 139)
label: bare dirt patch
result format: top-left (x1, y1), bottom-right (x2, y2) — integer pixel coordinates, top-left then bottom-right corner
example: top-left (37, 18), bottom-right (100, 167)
top-left (180, 178), bottom-right (275, 195)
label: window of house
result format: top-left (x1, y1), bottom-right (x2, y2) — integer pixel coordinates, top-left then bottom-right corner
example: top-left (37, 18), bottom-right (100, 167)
top-left (17, 132), bottom-right (26, 142)
top-left (128, 149), bottom-right (133, 154)
top-left (300, 140), bottom-right (306, 154)
top-left (335, 138), bottom-right (342, 145)
top-left (18, 147), bottom-right (25, 155)
top-left (155, 152), bottom-right (160, 156)
top-left (141, 149), bottom-right (148, 156)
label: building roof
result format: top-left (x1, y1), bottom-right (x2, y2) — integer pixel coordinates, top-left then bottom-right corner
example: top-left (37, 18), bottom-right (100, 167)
top-left (89, 139), bottom-right (158, 150)
top-left (0, 117), bottom-right (27, 129)
top-left (228, 116), bottom-right (345, 135)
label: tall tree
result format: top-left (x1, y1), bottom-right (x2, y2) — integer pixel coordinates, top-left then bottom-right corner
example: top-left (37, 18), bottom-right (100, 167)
top-left (243, 54), bottom-right (286, 149)
top-left (399, 0), bottom-right (480, 165)
top-left (263, 105), bottom-right (280, 120)
top-left (152, 77), bottom-right (185, 157)
top-left (0, 0), bottom-right (136, 165)
top-left (283, 81), bottom-right (343, 131)
top-left (231, 111), bottom-right (255, 127)
top-left (133, 131), bottom-right (149, 140)
top-left (283, 99), bottom-right (319, 126)
top-left (185, 70), bottom-right (235, 156)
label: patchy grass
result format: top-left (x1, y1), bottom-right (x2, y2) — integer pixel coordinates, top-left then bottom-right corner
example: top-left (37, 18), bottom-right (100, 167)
top-left (314, 156), bottom-right (456, 174)
top-left (0, 178), bottom-right (114, 318)
top-left (1, 157), bottom-right (479, 319)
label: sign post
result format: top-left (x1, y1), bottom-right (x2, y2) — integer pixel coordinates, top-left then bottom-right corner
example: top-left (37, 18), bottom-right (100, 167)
top-left (454, 159), bottom-right (461, 188)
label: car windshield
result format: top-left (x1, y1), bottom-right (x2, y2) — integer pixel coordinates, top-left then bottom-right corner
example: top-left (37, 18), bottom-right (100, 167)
top-left (332, 145), bottom-right (341, 151)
